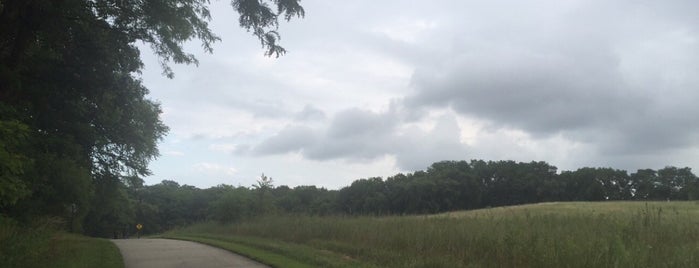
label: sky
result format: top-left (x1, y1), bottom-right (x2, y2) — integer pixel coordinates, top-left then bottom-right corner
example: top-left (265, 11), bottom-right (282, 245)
top-left (138, 0), bottom-right (699, 189)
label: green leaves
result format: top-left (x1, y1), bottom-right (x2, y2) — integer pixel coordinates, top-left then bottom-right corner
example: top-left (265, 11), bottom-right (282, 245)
top-left (0, 119), bottom-right (31, 206)
top-left (232, 0), bottom-right (305, 58)
top-left (84, 0), bottom-right (304, 76)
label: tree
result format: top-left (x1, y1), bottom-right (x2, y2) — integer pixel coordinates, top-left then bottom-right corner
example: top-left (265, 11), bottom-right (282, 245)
top-left (254, 173), bottom-right (275, 190)
top-left (657, 167), bottom-right (698, 200)
top-left (338, 177), bottom-right (388, 215)
top-left (423, 161), bottom-right (482, 211)
top-left (629, 169), bottom-right (656, 200)
top-left (252, 173), bottom-right (275, 215)
top-left (211, 187), bottom-right (254, 223)
top-left (83, 174), bottom-right (134, 237)
top-left (561, 168), bottom-right (631, 201)
top-left (0, 0), bottom-right (304, 235)
top-left (274, 185), bottom-right (336, 215)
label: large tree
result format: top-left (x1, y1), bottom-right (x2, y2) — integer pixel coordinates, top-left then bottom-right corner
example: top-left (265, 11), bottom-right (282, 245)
top-left (0, 0), bottom-right (303, 234)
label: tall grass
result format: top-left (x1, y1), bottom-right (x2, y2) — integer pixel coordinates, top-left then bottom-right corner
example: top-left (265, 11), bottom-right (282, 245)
top-left (171, 201), bottom-right (699, 267)
top-left (0, 216), bottom-right (123, 268)
top-left (0, 216), bottom-right (56, 267)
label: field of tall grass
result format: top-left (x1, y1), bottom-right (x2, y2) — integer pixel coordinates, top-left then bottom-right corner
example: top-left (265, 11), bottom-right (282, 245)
top-left (166, 201), bottom-right (699, 267)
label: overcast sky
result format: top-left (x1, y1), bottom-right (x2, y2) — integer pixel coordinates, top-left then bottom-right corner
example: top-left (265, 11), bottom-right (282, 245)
top-left (139, 0), bottom-right (699, 189)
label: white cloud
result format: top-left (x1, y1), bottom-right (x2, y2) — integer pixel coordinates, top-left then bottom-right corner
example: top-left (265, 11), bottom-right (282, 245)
top-left (371, 19), bottom-right (438, 43)
top-left (193, 162), bottom-right (238, 177)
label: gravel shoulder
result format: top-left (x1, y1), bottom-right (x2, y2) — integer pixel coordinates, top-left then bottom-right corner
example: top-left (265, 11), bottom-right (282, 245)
top-left (111, 238), bottom-right (269, 268)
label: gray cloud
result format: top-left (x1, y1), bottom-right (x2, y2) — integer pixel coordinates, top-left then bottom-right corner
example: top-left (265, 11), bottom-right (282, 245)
top-left (407, 51), bottom-right (636, 135)
top-left (327, 108), bottom-right (397, 139)
top-left (294, 105), bottom-right (327, 121)
top-left (247, 108), bottom-right (469, 170)
top-left (252, 125), bottom-right (316, 155)
top-left (402, 0), bottom-right (699, 156)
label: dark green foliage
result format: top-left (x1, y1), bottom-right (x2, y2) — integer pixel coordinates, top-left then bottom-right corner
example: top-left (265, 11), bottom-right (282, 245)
top-left (339, 160), bottom-right (563, 215)
top-left (211, 186), bottom-right (255, 223)
top-left (338, 177), bottom-right (389, 215)
top-left (560, 167), bottom-right (632, 201)
top-left (0, 115), bottom-right (32, 206)
top-left (131, 180), bottom-right (223, 234)
top-left (334, 161), bottom-right (698, 216)
top-left (83, 175), bottom-right (134, 237)
top-left (274, 185), bottom-right (337, 215)
top-left (132, 180), bottom-right (338, 231)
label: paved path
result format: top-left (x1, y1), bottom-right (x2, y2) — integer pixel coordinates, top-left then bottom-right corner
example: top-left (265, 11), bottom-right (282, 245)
top-left (111, 238), bottom-right (269, 268)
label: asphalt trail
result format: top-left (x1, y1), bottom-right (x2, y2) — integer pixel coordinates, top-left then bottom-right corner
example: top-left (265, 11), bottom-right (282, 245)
top-left (111, 238), bottom-right (269, 268)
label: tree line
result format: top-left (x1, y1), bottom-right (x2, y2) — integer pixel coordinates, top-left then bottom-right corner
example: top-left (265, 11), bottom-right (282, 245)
top-left (108, 160), bottom-right (699, 236)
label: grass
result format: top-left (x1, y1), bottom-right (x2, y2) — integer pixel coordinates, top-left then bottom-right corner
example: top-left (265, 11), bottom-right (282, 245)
top-left (0, 217), bottom-right (123, 268)
top-left (46, 233), bottom-right (123, 268)
top-left (162, 234), bottom-right (365, 268)
top-left (165, 201), bottom-right (699, 267)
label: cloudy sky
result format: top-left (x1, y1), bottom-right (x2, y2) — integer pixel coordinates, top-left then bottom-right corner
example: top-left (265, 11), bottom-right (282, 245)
top-left (139, 0), bottom-right (699, 189)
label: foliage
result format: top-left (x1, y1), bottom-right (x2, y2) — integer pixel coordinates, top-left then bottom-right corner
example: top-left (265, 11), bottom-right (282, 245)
top-left (83, 175), bottom-right (134, 237)
top-left (0, 0), bottom-right (303, 238)
top-left (0, 117), bottom-right (31, 206)
top-left (253, 173), bottom-right (275, 214)
top-left (0, 216), bottom-right (121, 268)
top-left (334, 161), bottom-right (699, 216)
top-left (131, 179), bottom-right (338, 232)
top-left (211, 186), bottom-right (255, 224)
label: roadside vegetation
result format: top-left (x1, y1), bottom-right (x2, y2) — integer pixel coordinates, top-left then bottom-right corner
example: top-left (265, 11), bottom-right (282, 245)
top-left (0, 216), bottom-right (123, 268)
top-left (165, 201), bottom-right (699, 268)
top-left (161, 234), bottom-right (365, 268)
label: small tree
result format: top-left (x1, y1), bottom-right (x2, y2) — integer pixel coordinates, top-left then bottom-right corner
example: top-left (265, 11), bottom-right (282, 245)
top-left (253, 173), bottom-right (274, 190)
top-left (252, 173), bottom-right (275, 215)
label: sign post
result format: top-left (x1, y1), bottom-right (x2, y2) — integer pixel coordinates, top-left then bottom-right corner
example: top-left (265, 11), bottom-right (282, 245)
top-left (136, 223), bottom-right (143, 238)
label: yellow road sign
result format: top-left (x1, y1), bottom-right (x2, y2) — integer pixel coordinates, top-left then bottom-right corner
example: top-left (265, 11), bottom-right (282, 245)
top-left (136, 224), bottom-right (143, 230)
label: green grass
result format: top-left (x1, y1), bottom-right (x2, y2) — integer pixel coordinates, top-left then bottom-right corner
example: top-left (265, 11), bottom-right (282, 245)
top-left (166, 201), bottom-right (699, 268)
top-left (162, 234), bottom-right (365, 268)
top-left (0, 217), bottom-right (123, 268)
top-left (46, 233), bottom-right (123, 268)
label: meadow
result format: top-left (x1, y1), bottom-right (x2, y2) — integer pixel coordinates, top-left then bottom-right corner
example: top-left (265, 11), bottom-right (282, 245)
top-left (164, 201), bottom-right (699, 267)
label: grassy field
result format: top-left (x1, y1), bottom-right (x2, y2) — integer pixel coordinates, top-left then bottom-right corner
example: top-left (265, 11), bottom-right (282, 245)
top-left (0, 217), bottom-right (123, 268)
top-left (164, 201), bottom-right (699, 267)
